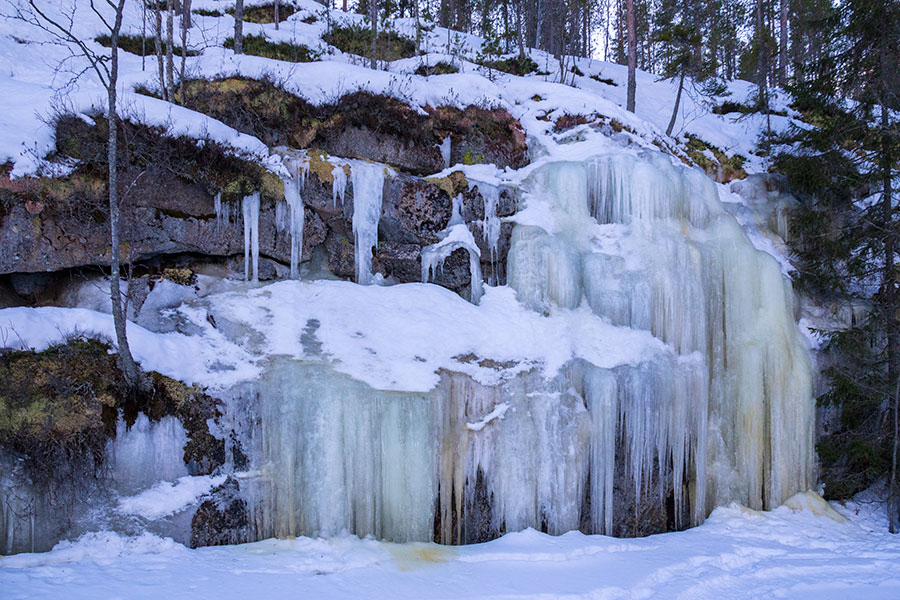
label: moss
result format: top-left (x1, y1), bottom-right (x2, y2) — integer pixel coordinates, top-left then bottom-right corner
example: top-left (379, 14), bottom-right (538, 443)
top-left (589, 74), bottom-right (617, 86)
top-left (95, 34), bottom-right (199, 57)
top-left (425, 170), bottom-right (468, 200)
top-left (323, 23), bottom-right (417, 61)
top-left (193, 8), bottom-right (223, 17)
top-left (226, 3), bottom-right (296, 24)
top-left (461, 150), bottom-right (485, 165)
top-left (684, 135), bottom-right (747, 183)
top-left (0, 337), bottom-right (226, 484)
top-left (223, 35), bottom-right (319, 63)
top-left (479, 55), bottom-right (538, 76)
top-left (53, 112), bottom-right (274, 204)
top-left (414, 61), bottom-right (459, 76)
top-left (161, 267), bottom-right (196, 286)
top-left (307, 149), bottom-right (340, 184)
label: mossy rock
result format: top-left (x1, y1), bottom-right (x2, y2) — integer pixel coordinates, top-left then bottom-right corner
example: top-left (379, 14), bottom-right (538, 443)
top-left (0, 337), bottom-right (225, 483)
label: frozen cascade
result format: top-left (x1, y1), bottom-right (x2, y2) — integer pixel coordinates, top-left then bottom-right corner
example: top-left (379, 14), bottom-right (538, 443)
top-left (281, 155), bottom-right (309, 279)
top-left (350, 163), bottom-right (386, 285)
top-left (509, 153), bottom-right (815, 518)
top-left (242, 192), bottom-right (260, 282)
top-left (213, 191), bottom-right (230, 232)
top-left (222, 149), bottom-right (815, 545)
top-left (421, 223), bottom-right (484, 303)
top-left (107, 414), bottom-right (189, 496)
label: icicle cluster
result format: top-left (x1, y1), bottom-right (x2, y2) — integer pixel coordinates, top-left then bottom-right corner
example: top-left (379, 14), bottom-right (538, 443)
top-left (233, 149), bottom-right (814, 544)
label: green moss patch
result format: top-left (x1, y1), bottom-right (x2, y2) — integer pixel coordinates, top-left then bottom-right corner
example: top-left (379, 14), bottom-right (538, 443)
top-left (684, 135), bottom-right (747, 183)
top-left (95, 34), bottom-right (199, 57)
top-left (227, 2), bottom-right (297, 24)
top-left (0, 337), bottom-right (224, 483)
top-left (323, 23), bottom-right (417, 61)
top-left (224, 34), bottom-right (319, 62)
top-left (414, 61), bottom-right (458, 76)
top-left (479, 55), bottom-right (538, 76)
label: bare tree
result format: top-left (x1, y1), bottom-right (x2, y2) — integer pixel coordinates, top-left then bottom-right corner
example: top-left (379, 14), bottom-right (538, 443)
top-left (154, 0), bottom-right (166, 100)
top-left (233, 0), bottom-right (244, 54)
top-left (15, 0), bottom-right (142, 388)
top-left (626, 0), bottom-right (636, 112)
top-left (165, 0), bottom-right (175, 99)
top-left (179, 0), bottom-right (192, 101)
top-left (369, 0), bottom-right (378, 70)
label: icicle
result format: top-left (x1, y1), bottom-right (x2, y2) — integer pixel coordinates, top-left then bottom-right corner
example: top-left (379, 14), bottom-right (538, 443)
top-left (283, 156), bottom-right (308, 280)
top-left (350, 163), bottom-right (386, 285)
top-left (332, 164), bottom-right (347, 206)
top-left (421, 224), bottom-right (483, 304)
top-left (214, 191), bottom-right (225, 232)
top-left (242, 192), bottom-right (260, 282)
top-left (449, 193), bottom-right (465, 226)
top-left (440, 136), bottom-right (452, 169)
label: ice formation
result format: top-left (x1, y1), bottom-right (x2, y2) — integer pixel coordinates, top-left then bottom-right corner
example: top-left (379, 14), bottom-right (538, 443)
top-left (350, 163), bottom-right (387, 285)
top-left (421, 223), bottom-right (484, 303)
top-left (0, 150), bottom-right (815, 552)
top-left (242, 192), bottom-right (260, 282)
top-left (229, 149), bottom-right (814, 544)
top-left (331, 164), bottom-right (347, 206)
top-left (281, 155), bottom-right (309, 279)
top-left (440, 136), bottom-right (452, 169)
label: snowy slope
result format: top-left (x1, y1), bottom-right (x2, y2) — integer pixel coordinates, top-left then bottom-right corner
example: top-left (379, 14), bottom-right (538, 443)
top-left (1, 493), bottom-right (898, 600)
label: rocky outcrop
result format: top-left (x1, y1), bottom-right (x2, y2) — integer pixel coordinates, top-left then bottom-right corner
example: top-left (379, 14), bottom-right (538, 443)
top-left (0, 157), bottom-right (516, 300)
top-left (179, 79), bottom-right (529, 175)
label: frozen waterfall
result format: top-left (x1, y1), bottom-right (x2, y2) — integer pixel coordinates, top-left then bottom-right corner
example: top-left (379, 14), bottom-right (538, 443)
top-left (232, 149), bottom-right (814, 543)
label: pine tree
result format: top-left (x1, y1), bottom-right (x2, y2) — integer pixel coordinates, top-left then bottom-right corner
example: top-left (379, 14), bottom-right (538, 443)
top-left (777, 0), bottom-right (900, 531)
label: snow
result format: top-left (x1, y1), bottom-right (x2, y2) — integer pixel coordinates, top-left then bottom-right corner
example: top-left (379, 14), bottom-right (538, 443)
top-left (1, 495), bottom-right (898, 600)
top-left (117, 475), bottom-right (228, 520)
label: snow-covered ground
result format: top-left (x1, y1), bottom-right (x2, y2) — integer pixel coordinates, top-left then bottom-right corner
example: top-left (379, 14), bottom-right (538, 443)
top-left (2, 493), bottom-right (898, 600)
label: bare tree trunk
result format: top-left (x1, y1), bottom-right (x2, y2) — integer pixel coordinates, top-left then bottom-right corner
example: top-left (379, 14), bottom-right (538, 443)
top-left (141, 0), bottom-right (146, 71)
top-left (165, 0), bottom-right (175, 100)
top-left (778, 0), bottom-right (787, 84)
top-left (517, 0), bottom-right (524, 56)
top-left (883, 100), bottom-right (899, 534)
top-left (666, 68), bottom-right (685, 136)
top-left (414, 0), bottom-right (421, 54)
top-left (107, 0), bottom-right (141, 388)
top-left (179, 0), bottom-right (191, 103)
top-left (343, 0), bottom-right (348, 11)
top-left (274, 0), bottom-right (279, 30)
top-left (626, 0), bottom-right (636, 112)
top-left (154, 1), bottom-right (166, 100)
top-left (370, 0), bottom-right (378, 69)
top-left (233, 0), bottom-right (244, 54)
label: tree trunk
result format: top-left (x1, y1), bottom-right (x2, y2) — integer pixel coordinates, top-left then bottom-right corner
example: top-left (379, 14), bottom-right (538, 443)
top-left (666, 68), bottom-right (685, 136)
top-left (626, 0), bottom-right (636, 112)
top-left (274, 0), bottom-right (279, 30)
top-left (233, 0), bottom-right (244, 54)
top-left (179, 0), bottom-right (191, 103)
top-left (108, 0), bottom-right (141, 389)
top-left (779, 0), bottom-right (788, 84)
top-left (883, 100), bottom-right (899, 534)
top-left (154, 1), bottom-right (166, 100)
top-left (369, 0), bottom-right (378, 69)
top-left (165, 0), bottom-right (175, 99)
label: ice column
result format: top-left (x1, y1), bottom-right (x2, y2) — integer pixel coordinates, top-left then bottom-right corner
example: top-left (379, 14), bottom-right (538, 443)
top-left (350, 163), bottom-right (386, 285)
top-left (282, 156), bottom-right (308, 279)
top-left (242, 192), bottom-right (260, 282)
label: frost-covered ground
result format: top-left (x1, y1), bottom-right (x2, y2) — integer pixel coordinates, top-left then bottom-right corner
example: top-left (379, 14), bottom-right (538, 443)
top-left (2, 493), bottom-right (898, 600)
